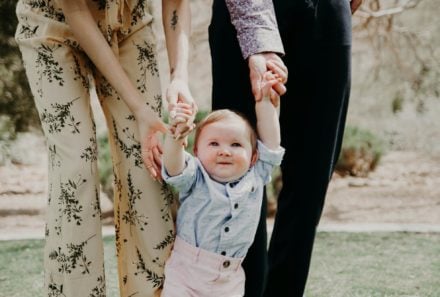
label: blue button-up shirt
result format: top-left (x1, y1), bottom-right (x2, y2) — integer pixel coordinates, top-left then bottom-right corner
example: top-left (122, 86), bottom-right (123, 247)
top-left (163, 141), bottom-right (284, 258)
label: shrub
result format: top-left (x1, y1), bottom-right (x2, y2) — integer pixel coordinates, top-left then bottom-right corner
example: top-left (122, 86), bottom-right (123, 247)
top-left (0, 0), bottom-right (40, 132)
top-left (0, 115), bottom-right (16, 165)
top-left (97, 132), bottom-right (114, 201)
top-left (335, 125), bottom-right (384, 177)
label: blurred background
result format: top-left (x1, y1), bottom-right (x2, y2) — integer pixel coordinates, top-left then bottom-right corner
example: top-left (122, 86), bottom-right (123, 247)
top-left (0, 0), bottom-right (439, 296)
top-left (1, 0), bottom-right (438, 231)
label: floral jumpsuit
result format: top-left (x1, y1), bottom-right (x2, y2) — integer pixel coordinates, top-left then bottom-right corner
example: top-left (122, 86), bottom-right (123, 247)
top-left (15, 1), bottom-right (174, 296)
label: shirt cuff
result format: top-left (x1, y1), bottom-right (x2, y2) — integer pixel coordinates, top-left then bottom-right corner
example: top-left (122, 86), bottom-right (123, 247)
top-left (238, 27), bottom-right (285, 59)
top-left (257, 140), bottom-right (285, 166)
top-left (162, 151), bottom-right (197, 192)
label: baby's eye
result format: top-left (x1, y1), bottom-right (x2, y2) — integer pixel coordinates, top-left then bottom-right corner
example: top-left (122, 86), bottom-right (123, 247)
top-left (209, 141), bottom-right (219, 146)
top-left (231, 142), bottom-right (242, 147)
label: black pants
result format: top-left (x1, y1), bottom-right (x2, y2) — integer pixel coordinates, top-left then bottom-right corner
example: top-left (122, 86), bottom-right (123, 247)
top-left (209, 0), bottom-right (352, 296)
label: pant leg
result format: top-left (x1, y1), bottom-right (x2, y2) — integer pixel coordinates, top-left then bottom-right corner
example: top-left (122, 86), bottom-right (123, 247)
top-left (209, 1), bottom-right (267, 296)
top-left (16, 20), bottom-right (106, 297)
top-left (95, 25), bottom-right (175, 297)
top-left (264, 0), bottom-right (352, 296)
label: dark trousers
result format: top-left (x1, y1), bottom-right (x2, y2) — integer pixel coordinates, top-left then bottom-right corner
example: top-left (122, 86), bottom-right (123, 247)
top-left (209, 0), bottom-right (352, 296)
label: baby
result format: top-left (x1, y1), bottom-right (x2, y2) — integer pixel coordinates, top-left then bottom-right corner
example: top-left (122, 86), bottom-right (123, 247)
top-left (161, 72), bottom-right (284, 297)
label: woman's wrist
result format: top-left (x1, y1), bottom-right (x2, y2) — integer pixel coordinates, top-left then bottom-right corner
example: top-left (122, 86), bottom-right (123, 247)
top-left (169, 66), bottom-right (188, 81)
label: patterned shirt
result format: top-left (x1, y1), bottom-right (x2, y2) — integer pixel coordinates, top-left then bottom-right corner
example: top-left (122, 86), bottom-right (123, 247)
top-left (163, 141), bottom-right (285, 258)
top-left (225, 0), bottom-right (285, 58)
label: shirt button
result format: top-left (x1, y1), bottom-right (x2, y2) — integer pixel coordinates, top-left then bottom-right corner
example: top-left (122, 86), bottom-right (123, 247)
top-left (223, 260), bottom-right (230, 268)
top-left (221, 251), bottom-right (226, 256)
top-left (234, 203), bottom-right (239, 209)
top-left (224, 226), bottom-right (230, 232)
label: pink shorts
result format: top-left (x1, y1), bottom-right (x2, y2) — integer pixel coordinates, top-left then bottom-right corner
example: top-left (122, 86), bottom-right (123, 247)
top-left (161, 236), bottom-right (245, 297)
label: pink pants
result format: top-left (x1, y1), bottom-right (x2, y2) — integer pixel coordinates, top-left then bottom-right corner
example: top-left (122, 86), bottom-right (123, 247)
top-left (161, 236), bottom-right (245, 297)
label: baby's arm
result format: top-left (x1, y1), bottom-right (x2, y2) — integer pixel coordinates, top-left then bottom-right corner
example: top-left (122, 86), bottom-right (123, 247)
top-left (255, 72), bottom-right (281, 150)
top-left (163, 103), bottom-right (195, 176)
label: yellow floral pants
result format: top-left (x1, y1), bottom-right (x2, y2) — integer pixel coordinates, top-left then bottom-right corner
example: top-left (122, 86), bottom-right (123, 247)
top-left (15, 1), bottom-right (174, 296)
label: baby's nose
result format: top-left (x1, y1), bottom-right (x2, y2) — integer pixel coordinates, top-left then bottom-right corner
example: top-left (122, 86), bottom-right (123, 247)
top-left (218, 148), bottom-right (231, 156)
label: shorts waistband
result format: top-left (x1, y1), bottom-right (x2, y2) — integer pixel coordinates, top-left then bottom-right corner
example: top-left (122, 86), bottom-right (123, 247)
top-left (173, 236), bottom-right (244, 272)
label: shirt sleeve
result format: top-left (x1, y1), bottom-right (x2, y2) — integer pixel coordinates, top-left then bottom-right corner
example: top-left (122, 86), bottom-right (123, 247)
top-left (225, 0), bottom-right (285, 59)
top-left (162, 151), bottom-right (198, 199)
top-left (254, 140), bottom-right (285, 184)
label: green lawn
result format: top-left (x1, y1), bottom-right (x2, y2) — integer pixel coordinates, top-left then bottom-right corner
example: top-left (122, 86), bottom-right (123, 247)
top-left (0, 232), bottom-right (439, 297)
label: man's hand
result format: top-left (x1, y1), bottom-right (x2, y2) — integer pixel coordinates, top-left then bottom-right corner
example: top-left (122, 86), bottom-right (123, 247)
top-left (248, 53), bottom-right (288, 106)
top-left (261, 72), bottom-right (281, 102)
top-left (350, 0), bottom-right (363, 14)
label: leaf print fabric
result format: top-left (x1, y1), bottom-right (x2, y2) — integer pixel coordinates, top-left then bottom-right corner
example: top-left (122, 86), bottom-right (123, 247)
top-left (15, 0), bottom-right (176, 296)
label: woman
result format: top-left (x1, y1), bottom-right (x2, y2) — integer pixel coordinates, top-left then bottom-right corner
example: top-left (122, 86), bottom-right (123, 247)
top-left (15, 0), bottom-right (193, 296)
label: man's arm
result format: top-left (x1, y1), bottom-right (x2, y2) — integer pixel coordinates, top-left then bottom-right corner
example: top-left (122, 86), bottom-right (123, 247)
top-left (225, 0), bottom-right (284, 59)
top-left (225, 0), bottom-right (288, 102)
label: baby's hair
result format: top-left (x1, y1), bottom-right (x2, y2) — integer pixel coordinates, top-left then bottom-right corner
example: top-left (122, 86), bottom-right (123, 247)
top-left (194, 109), bottom-right (257, 153)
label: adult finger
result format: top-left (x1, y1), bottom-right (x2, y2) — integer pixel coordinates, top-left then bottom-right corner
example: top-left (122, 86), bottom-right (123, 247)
top-left (152, 145), bottom-right (163, 182)
top-left (151, 119), bottom-right (168, 134)
top-left (270, 89), bottom-right (280, 107)
top-left (273, 82), bottom-right (287, 97)
top-left (142, 147), bottom-right (157, 179)
top-left (267, 60), bottom-right (288, 84)
top-left (175, 123), bottom-right (193, 139)
top-left (249, 55), bottom-right (266, 101)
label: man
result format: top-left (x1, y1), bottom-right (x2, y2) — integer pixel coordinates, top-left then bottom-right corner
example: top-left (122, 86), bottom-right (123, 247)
top-left (209, 0), bottom-right (362, 296)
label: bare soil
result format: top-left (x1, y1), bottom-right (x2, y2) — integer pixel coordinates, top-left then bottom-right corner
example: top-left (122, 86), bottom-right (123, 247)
top-left (1, 134), bottom-right (439, 240)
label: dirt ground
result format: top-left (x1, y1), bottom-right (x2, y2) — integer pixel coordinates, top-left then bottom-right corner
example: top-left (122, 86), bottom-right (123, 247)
top-left (1, 133), bottom-right (439, 240)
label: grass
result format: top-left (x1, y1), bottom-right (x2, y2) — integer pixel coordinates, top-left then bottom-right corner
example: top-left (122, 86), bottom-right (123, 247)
top-left (0, 232), bottom-right (439, 297)
top-left (307, 232), bottom-right (440, 297)
top-left (0, 236), bottom-right (119, 297)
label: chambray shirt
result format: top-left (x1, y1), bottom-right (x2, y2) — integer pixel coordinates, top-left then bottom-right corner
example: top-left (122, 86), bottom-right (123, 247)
top-left (163, 141), bottom-right (284, 258)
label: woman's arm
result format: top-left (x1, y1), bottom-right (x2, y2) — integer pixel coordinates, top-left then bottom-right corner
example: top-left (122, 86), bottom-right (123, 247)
top-left (162, 0), bottom-right (191, 85)
top-left (59, 0), bottom-right (166, 179)
top-left (162, 0), bottom-right (196, 138)
top-left (59, 0), bottom-right (158, 121)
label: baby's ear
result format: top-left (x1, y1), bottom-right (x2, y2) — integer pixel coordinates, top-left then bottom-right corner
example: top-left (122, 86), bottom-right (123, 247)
top-left (250, 150), bottom-right (258, 167)
top-left (193, 145), bottom-right (198, 156)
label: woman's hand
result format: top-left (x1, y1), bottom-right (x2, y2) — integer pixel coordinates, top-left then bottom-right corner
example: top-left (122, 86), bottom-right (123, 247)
top-left (166, 78), bottom-right (197, 139)
top-left (168, 102), bottom-right (196, 140)
top-left (136, 108), bottom-right (167, 182)
top-left (261, 72), bottom-right (282, 103)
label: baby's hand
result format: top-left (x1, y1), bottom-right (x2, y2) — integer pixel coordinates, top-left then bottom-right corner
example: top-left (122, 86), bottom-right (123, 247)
top-left (168, 102), bottom-right (196, 140)
top-left (260, 71), bottom-right (281, 104)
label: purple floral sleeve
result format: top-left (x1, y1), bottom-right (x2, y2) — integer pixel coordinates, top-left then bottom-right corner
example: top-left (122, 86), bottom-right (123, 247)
top-left (225, 0), bottom-right (285, 59)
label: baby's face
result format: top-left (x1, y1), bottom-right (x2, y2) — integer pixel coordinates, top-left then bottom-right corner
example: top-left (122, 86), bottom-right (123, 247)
top-left (195, 118), bottom-right (256, 183)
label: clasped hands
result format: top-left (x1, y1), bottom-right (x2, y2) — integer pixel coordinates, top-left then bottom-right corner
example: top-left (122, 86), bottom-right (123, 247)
top-left (142, 54), bottom-right (288, 181)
